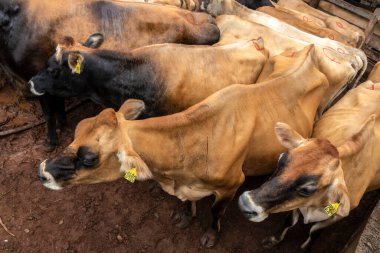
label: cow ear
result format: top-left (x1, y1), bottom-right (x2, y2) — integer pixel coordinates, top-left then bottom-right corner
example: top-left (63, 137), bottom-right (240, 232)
top-left (337, 115), bottom-right (376, 157)
top-left (275, 122), bottom-right (306, 149)
top-left (68, 53), bottom-right (85, 74)
top-left (83, 33), bottom-right (104, 49)
top-left (118, 99), bottom-right (145, 120)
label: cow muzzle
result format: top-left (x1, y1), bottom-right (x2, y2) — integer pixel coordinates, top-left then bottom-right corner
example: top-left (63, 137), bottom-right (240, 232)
top-left (238, 191), bottom-right (268, 222)
top-left (199, 0), bottom-right (210, 11)
top-left (38, 159), bottom-right (63, 190)
top-left (29, 80), bottom-right (45, 96)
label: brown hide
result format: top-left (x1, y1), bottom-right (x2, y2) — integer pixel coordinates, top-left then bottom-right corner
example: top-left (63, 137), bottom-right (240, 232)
top-left (257, 6), bottom-right (354, 47)
top-left (368, 62), bottom-right (380, 83)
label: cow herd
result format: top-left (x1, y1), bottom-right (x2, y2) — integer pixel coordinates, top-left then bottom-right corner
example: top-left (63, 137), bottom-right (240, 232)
top-left (1, 0), bottom-right (380, 251)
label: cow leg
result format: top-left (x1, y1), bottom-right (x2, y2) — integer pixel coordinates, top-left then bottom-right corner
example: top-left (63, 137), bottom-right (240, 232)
top-left (173, 200), bottom-right (196, 228)
top-left (39, 94), bottom-right (58, 151)
top-left (200, 193), bottom-right (234, 248)
top-left (300, 216), bottom-right (342, 252)
top-left (262, 210), bottom-right (300, 249)
top-left (54, 97), bottom-right (67, 129)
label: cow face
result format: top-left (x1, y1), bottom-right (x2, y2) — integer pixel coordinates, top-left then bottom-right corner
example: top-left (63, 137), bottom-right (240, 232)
top-left (239, 122), bottom-right (354, 223)
top-left (29, 33), bottom-right (104, 97)
top-left (0, 1), bottom-right (20, 31)
top-left (38, 99), bottom-right (152, 190)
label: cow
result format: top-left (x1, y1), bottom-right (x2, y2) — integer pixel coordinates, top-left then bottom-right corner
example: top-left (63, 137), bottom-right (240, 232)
top-left (205, 0), bottom-right (365, 58)
top-left (256, 6), bottom-right (356, 47)
top-left (29, 33), bottom-right (267, 147)
top-left (368, 62), bottom-right (380, 83)
top-left (238, 81), bottom-right (380, 251)
top-left (277, 0), bottom-right (364, 47)
top-left (0, 0), bottom-right (220, 150)
top-left (37, 45), bottom-right (329, 247)
top-left (215, 14), bottom-right (365, 117)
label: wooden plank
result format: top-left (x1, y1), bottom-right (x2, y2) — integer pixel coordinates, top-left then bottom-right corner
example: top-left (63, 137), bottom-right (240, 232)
top-left (325, 0), bottom-right (372, 19)
top-left (364, 9), bottom-right (380, 45)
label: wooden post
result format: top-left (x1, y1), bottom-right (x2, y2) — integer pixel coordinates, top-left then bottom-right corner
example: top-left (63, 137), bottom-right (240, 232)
top-left (364, 8), bottom-right (380, 46)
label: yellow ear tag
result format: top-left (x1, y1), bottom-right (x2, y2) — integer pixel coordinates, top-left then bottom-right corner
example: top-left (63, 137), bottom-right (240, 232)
top-left (75, 60), bottom-right (81, 74)
top-left (124, 167), bottom-right (137, 183)
top-left (324, 202), bottom-right (341, 216)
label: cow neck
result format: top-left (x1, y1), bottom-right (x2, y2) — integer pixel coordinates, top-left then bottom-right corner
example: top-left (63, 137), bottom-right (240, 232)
top-left (123, 110), bottom-right (207, 180)
top-left (266, 47), bottom-right (327, 104)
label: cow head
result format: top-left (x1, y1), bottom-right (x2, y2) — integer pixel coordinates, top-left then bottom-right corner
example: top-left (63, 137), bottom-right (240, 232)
top-left (38, 99), bottom-right (153, 190)
top-left (239, 117), bottom-right (375, 223)
top-left (28, 33), bottom-right (104, 97)
top-left (0, 1), bottom-right (20, 31)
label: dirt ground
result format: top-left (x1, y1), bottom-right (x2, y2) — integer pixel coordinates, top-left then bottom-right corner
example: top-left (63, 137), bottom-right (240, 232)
top-left (0, 83), bottom-right (379, 253)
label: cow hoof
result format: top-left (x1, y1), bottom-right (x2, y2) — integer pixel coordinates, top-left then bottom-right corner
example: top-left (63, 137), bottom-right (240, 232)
top-left (42, 140), bottom-right (56, 152)
top-left (200, 229), bottom-right (217, 248)
top-left (300, 240), bottom-right (312, 252)
top-left (148, 181), bottom-right (162, 197)
top-left (262, 236), bottom-right (279, 249)
top-left (172, 212), bottom-right (192, 229)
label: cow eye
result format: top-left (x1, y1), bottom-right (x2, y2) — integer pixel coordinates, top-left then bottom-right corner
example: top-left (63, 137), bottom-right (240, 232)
top-left (82, 155), bottom-right (99, 167)
top-left (48, 68), bottom-right (60, 78)
top-left (77, 147), bottom-right (99, 167)
top-left (297, 185), bottom-right (317, 197)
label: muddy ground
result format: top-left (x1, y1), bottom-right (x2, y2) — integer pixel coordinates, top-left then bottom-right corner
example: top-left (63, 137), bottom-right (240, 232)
top-left (0, 83), bottom-right (379, 253)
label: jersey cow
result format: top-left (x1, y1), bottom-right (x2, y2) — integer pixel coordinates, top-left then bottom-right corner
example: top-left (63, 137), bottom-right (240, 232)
top-left (0, 0), bottom-right (219, 149)
top-left (239, 81), bottom-right (380, 251)
top-left (215, 14), bottom-right (365, 117)
top-left (37, 45), bottom-right (328, 247)
top-left (29, 34), bottom-right (267, 146)
top-left (277, 0), bottom-right (364, 47)
top-left (256, 6), bottom-right (356, 47)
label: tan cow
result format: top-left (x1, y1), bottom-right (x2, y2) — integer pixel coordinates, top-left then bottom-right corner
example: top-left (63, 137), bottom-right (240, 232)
top-left (206, 0), bottom-right (366, 63)
top-left (277, 0), bottom-right (364, 47)
top-left (215, 14), bottom-right (365, 115)
top-left (239, 81), bottom-right (380, 250)
top-left (257, 6), bottom-right (355, 47)
top-left (368, 62), bottom-right (380, 83)
top-left (37, 45), bottom-right (328, 247)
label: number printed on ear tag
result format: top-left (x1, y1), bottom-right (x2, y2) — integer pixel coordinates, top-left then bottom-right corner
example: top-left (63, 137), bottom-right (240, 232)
top-left (324, 202), bottom-right (341, 216)
top-left (75, 60), bottom-right (81, 74)
top-left (124, 168), bottom-right (137, 183)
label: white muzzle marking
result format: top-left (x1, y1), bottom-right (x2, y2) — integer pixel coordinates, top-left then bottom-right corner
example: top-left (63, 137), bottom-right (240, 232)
top-left (239, 191), bottom-right (269, 222)
top-left (39, 159), bottom-right (62, 190)
top-left (29, 80), bottom-right (45, 96)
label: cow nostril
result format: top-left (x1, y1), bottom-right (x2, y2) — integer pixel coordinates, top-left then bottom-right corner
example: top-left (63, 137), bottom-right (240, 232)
top-left (243, 211), bottom-right (258, 217)
top-left (2, 17), bottom-right (10, 26)
top-left (38, 175), bottom-right (48, 182)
